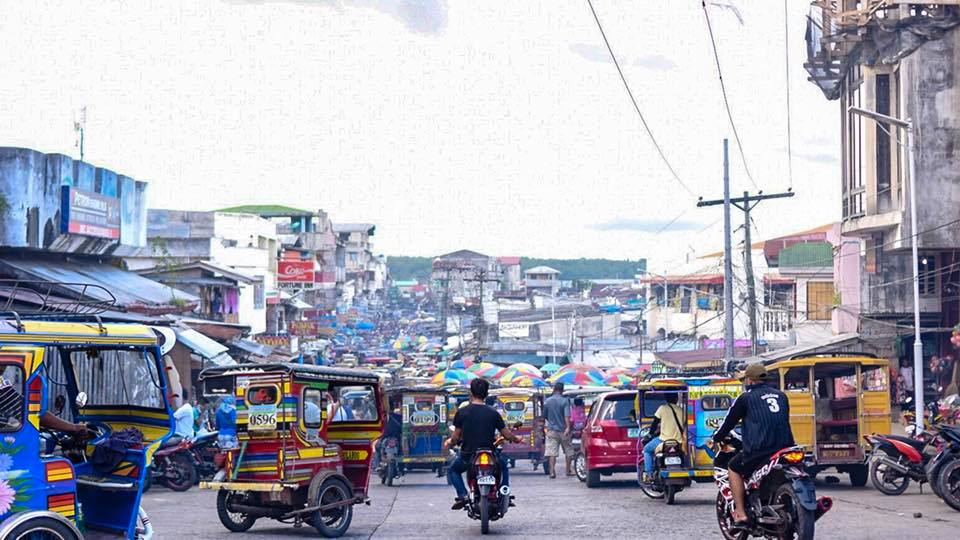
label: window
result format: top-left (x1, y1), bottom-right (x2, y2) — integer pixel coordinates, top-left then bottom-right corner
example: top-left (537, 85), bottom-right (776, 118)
top-left (331, 385), bottom-right (378, 422)
top-left (806, 281), bottom-right (834, 321)
top-left (598, 396), bottom-right (637, 422)
top-left (876, 73), bottom-right (892, 207)
top-left (253, 281), bottom-right (265, 309)
top-left (0, 365), bottom-right (25, 431)
top-left (861, 367), bottom-right (888, 392)
top-left (70, 349), bottom-right (164, 408)
top-left (503, 401), bottom-right (525, 412)
top-left (203, 375), bottom-right (236, 397)
top-left (919, 255), bottom-right (937, 296)
top-left (641, 394), bottom-right (667, 418)
top-left (783, 366), bottom-right (810, 392)
top-left (700, 394), bottom-right (732, 410)
top-left (302, 387), bottom-right (325, 429)
top-left (247, 385), bottom-right (279, 405)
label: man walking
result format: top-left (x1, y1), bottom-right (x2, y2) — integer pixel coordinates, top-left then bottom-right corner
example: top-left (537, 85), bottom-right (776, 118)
top-left (543, 382), bottom-right (573, 478)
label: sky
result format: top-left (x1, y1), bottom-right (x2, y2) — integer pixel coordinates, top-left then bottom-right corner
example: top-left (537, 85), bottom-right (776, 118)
top-left (0, 0), bottom-right (840, 269)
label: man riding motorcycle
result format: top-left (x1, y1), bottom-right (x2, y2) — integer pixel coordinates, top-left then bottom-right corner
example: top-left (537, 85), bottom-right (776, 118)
top-left (712, 363), bottom-right (795, 527)
top-left (443, 378), bottom-right (521, 510)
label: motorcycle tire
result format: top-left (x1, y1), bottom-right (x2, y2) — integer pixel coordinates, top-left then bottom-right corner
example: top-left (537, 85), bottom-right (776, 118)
top-left (216, 490), bottom-right (257, 533)
top-left (773, 482), bottom-right (815, 540)
top-left (715, 492), bottom-right (748, 540)
top-left (639, 478), bottom-right (664, 499)
top-left (480, 493), bottom-right (490, 535)
top-left (312, 478), bottom-right (354, 538)
top-left (5, 516), bottom-right (82, 540)
top-left (664, 484), bottom-right (676, 505)
top-left (869, 455), bottom-right (910, 495)
top-left (936, 459), bottom-right (960, 512)
top-left (163, 454), bottom-right (198, 492)
top-left (386, 462), bottom-right (396, 487)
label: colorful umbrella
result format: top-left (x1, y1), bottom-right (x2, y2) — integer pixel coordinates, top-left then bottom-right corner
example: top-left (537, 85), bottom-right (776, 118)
top-left (451, 358), bottom-right (475, 370)
top-left (499, 366), bottom-right (541, 386)
top-left (466, 362), bottom-right (496, 373)
top-left (507, 363), bottom-right (543, 377)
top-left (430, 369), bottom-right (478, 386)
top-left (548, 369), bottom-right (606, 386)
top-left (605, 373), bottom-right (635, 387)
top-left (548, 363), bottom-right (605, 384)
top-left (605, 367), bottom-right (630, 376)
top-left (540, 362), bottom-right (563, 375)
top-left (504, 373), bottom-right (549, 388)
top-left (475, 365), bottom-right (507, 379)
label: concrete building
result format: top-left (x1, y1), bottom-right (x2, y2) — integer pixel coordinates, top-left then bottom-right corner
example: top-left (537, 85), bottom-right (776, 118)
top-left (498, 256), bottom-right (522, 291)
top-left (805, 3), bottom-right (960, 367)
top-left (432, 249), bottom-right (501, 306)
top-left (333, 223), bottom-right (379, 300)
top-left (523, 266), bottom-right (560, 296)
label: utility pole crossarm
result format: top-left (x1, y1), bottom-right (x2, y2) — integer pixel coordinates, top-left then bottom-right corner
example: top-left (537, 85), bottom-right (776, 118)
top-left (697, 191), bottom-right (794, 208)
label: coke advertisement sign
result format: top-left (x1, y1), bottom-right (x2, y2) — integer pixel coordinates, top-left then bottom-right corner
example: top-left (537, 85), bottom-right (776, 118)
top-left (278, 260), bottom-right (314, 283)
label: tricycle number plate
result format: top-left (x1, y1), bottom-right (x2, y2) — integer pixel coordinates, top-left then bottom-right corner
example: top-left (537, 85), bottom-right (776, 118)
top-left (627, 428), bottom-right (640, 438)
top-left (248, 407), bottom-right (278, 431)
top-left (664, 456), bottom-right (682, 466)
top-left (477, 475), bottom-right (496, 485)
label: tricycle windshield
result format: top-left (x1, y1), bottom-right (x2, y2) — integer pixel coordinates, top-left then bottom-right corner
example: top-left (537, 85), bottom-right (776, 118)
top-left (68, 348), bottom-right (165, 408)
top-left (0, 364), bottom-right (25, 431)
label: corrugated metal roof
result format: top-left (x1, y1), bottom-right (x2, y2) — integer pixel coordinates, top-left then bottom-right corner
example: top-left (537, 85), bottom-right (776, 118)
top-left (779, 242), bottom-right (833, 268)
top-left (175, 327), bottom-right (229, 359)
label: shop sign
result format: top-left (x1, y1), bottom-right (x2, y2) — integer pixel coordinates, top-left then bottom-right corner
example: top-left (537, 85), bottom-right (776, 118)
top-left (60, 186), bottom-right (121, 239)
top-left (278, 260), bottom-right (314, 283)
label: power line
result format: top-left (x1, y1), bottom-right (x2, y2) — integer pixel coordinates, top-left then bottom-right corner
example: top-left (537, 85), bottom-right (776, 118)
top-left (783, 0), bottom-right (794, 190)
top-left (701, 1), bottom-right (758, 190)
top-left (585, 0), bottom-right (695, 198)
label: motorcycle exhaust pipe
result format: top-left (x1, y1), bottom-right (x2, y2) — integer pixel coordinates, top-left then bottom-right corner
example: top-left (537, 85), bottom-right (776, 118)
top-left (875, 455), bottom-right (911, 475)
top-left (814, 496), bottom-right (833, 521)
top-left (228, 503), bottom-right (286, 519)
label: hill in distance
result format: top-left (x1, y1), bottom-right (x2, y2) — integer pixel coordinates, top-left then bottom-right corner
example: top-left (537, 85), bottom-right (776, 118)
top-left (387, 256), bottom-right (647, 282)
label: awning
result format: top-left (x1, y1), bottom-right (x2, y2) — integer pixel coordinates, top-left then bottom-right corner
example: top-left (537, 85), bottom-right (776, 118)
top-left (0, 257), bottom-right (198, 315)
top-left (228, 338), bottom-right (274, 357)
top-left (175, 328), bottom-right (235, 367)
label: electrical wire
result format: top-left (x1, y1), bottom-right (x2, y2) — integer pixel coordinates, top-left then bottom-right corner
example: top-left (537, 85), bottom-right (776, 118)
top-left (701, 0), bottom-right (758, 190)
top-left (783, 0), bottom-right (794, 190)
top-left (585, 0), bottom-right (696, 198)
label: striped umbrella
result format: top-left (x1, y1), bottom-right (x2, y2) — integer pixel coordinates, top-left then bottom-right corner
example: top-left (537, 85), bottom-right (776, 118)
top-left (499, 366), bottom-right (541, 386)
top-left (605, 373), bottom-right (635, 387)
top-left (430, 369), bottom-right (478, 386)
top-left (450, 358), bottom-right (475, 369)
top-left (504, 373), bottom-right (549, 388)
top-left (507, 363), bottom-right (543, 377)
top-left (548, 363), bottom-right (605, 384)
top-left (465, 362), bottom-right (495, 373)
top-left (548, 369), bottom-right (605, 386)
top-left (540, 363), bottom-right (563, 375)
top-left (473, 365), bottom-right (506, 379)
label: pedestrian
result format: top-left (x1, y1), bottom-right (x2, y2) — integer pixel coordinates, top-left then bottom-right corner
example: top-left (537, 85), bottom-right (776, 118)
top-left (215, 396), bottom-right (238, 449)
top-left (543, 382), bottom-right (573, 478)
top-left (173, 389), bottom-right (195, 441)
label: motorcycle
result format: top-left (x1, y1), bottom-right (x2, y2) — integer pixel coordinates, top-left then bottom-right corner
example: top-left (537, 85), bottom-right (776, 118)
top-left (461, 446), bottom-right (511, 535)
top-left (864, 430), bottom-right (941, 495)
top-left (149, 436), bottom-right (199, 492)
top-left (713, 435), bottom-right (832, 540)
top-left (377, 436), bottom-right (403, 486)
top-left (189, 430), bottom-right (221, 481)
top-left (639, 435), bottom-right (689, 505)
top-left (927, 424), bottom-right (960, 511)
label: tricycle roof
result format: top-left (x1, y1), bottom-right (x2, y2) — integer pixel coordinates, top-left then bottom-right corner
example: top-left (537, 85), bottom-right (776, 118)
top-left (386, 384), bottom-right (448, 394)
top-left (199, 362), bottom-right (382, 384)
top-left (768, 354), bottom-right (888, 369)
top-left (0, 318), bottom-right (157, 346)
top-left (490, 387), bottom-right (542, 397)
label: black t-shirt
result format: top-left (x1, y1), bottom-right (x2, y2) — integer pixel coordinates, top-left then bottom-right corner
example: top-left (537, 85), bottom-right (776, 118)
top-left (454, 403), bottom-right (505, 455)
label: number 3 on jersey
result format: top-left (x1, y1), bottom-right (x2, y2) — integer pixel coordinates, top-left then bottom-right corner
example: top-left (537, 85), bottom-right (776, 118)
top-left (765, 397), bottom-right (780, 413)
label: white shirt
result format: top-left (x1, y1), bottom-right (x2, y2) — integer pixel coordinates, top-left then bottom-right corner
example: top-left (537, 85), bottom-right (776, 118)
top-left (174, 403), bottom-right (195, 439)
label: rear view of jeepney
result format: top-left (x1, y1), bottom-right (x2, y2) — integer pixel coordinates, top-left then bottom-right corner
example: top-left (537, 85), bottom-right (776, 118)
top-left (199, 363), bottom-right (385, 538)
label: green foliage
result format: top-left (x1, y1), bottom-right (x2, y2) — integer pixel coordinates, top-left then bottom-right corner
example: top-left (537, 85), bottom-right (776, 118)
top-left (386, 256), bottom-right (646, 281)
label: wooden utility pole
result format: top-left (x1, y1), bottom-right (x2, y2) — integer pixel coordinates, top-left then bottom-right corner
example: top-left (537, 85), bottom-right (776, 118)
top-left (463, 268), bottom-right (501, 355)
top-left (698, 146), bottom-right (794, 359)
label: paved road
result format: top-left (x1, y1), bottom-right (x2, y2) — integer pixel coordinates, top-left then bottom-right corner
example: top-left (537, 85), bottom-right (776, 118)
top-left (144, 467), bottom-right (959, 539)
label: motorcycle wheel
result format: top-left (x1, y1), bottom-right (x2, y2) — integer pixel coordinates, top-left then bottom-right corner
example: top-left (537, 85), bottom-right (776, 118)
top-left (715, 492), bottom-right (748, 540)
top-left (936, 459), bottom-right (960, 512)
top-left (639, 478), bottom-right (664, 499)
top-left (216, 490), bottom-right (257, 532)
top-left (312, 478), bottom-right (354, 538)
top-left (386, 462), bottom-right (396, 487)
top-left (5, 516), bottom-right (82, 540)
top-left (575, 453), bottom-right (587, 482)
top-left (773, 483), bottom-right (815, 540)
top-left (163, 454), bottom-right (198, 492)
top-left (479, 493), bottom-right (490, 535)
top-left (869, 455), bottom-right (910, 495)
top-left (664, 484), bottom-right (676, 505)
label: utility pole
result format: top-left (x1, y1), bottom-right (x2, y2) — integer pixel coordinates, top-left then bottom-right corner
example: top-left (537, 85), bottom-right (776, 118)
top-left (698, 141), bottom-right (794, 363)
top-left (463, 267), bottom-right (501, 356)
top-left (74, 106), bottom-right (87, 162)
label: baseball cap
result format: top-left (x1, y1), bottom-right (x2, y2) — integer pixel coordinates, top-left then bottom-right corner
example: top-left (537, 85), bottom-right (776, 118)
top-left (740, 363), bottom-right (768, 381)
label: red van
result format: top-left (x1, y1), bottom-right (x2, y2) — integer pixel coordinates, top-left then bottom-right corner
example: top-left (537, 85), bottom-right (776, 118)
top-left (582, 390), bottom-right (640, 487)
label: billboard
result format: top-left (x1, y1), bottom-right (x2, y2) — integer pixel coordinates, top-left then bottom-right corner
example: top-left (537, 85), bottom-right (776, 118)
top-left (278, 259), bottom-right (314, 283)
top-left (288, 320), bottom-right (318, 337)
top-left (60, 186), bottom-right (121, 239)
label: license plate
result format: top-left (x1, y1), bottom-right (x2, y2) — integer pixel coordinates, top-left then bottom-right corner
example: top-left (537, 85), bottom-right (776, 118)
top-left (248, 410), bottom-right (277, 431)
top-left (665, 456), bottom-right (682, 466)
top-left (477, 475), bottom-right (496, 485)
top-left (627, 428), bottom-right (640, 438)
top-left (572, 438), bottom-right (581, 446)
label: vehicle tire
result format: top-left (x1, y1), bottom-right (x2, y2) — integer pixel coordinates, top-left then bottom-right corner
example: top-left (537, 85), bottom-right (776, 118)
top-left (849, 464), bottom-right (869, 487)
top-left (715, 492), bottom-right (748, 540)
top-left (163, 453), bottom-right (197, 492)
top-left (586, 469), bottom-right (601, 488)
top-left (312, 478), bottom-right (354, 538)
top-left (774, 483), bottom-right (815, 540)
top-left (869, 455), bottom-right (910, 495)
top-left (575, 453), bottom-right (587, 482)
top-left (216, 490), bottom-right (257, 533)
top-left (6, 516), bottom-right (82, 540)
top-left (936, 459), bottom-right (960, 512)
top-left (664, 484), bottom-right (676, 505)
top-left (386, 462), bottom-right (396, 487)
top-left (639, 478), bottom-right (664, 499)
top-left (479, 493), bottom-right (490, 535)
top-left (142, 470), bottom-right (153, 493)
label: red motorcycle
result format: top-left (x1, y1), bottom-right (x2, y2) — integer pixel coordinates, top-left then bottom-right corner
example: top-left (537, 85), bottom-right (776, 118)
top-left (713, 436), bottom-right (832, 540)
top-left (865, 431), bottom-right (940, 495)
top-left (148, 436), bottom-right (199, 491)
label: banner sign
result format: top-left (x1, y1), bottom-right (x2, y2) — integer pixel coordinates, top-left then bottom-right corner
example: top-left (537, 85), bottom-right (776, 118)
top-left (288, 320), bottom-right (318, 336)
top-left (278, 260), bottom-right (314, 283)
top-left (60, 186), bottom-right (121, 239)
top-left (254, 335), bottom-right (290, 348)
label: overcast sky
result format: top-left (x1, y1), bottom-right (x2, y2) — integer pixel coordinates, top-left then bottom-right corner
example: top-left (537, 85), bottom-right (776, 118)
top-left (0, 1), bottom-right (840, 268)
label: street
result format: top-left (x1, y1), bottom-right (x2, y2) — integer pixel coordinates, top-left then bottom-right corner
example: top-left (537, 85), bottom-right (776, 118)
top-left (144, 468), bottom-right (959, 539)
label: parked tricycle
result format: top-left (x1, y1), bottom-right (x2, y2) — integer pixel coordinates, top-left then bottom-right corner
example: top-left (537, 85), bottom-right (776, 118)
top-left (489, 388), bottom-right (548, 473)
top-left (381, 385), bottom-right (450, 483)
top-left (199, 363), bottom-right (385, 537)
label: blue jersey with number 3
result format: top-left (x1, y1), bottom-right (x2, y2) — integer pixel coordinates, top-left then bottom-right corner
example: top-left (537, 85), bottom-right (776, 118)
top-left (716, 382), bottom-right (794, 459)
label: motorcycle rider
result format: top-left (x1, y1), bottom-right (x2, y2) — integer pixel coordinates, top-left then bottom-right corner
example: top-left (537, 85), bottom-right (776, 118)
top-left (641, 392), bottom-right (684, 484)
top-left (443, 378), bottom-right (521, 510)
top-left (712, 363), bottom-right (794, 527)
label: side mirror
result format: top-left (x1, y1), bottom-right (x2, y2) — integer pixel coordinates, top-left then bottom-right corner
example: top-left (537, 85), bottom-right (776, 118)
top-left (75, 392), bottom-right (88, 409)
top-left (54, 395), bottom-right (66, 415)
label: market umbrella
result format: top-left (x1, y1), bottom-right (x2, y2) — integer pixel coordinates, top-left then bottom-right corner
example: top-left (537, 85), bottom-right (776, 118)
top-left (504, 373), bottom-right (549, 388)
top-left (605, 373), bottom-right (635, 387)
top-left (466, 362), bottom-right (495, 373)
top-left (507, 363), bottom-right (543, 377)
top-left (540, 363), bottom-right (563, 375)
top-left (474, 365), bottom-right (507, 379)
top-left (430, 369), bottom-right (478, 386)
top-left (499, 366), bottom-right (541, 386)
top-left (605, 367), bottom-right (630, 376)
top-left (548, 363), bottom-right (605, 384)
top-left (548, 369), bottom-right (606, 387)
top-left (451, 358), bottom-right (475, 370)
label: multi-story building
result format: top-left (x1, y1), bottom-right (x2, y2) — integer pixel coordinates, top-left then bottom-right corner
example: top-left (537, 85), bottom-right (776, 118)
top-left (805, 3), bottom-right (960, 371)
top-left (431, 250), bottom-right (501, 306)
top-left (333, 223), bottom-right (378, 300)
top-left (523, 266), bottom-right (561, 297)
top-left (498, 256), bottom-right (522, 291)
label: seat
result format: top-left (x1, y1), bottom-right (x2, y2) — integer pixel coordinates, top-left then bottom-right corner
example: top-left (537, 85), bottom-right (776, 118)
top-left (159, 435), bottom-right (183, 449)
top-left (884, 435), bottom-right (926, 452)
